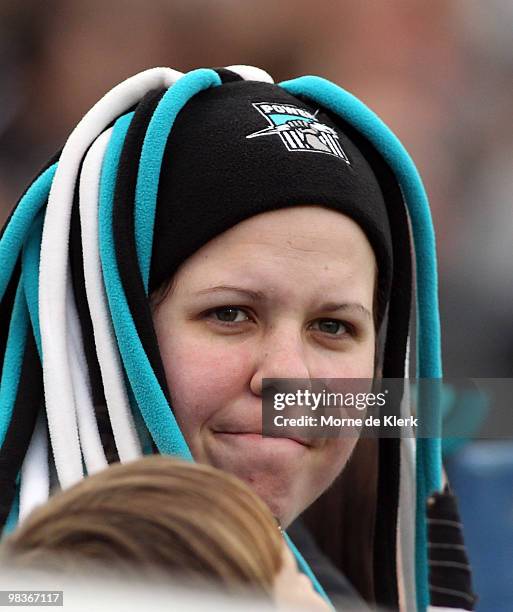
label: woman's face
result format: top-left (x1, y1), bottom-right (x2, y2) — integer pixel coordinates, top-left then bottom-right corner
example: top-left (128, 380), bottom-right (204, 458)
top-left (152, 206), bottom-right (376, 527)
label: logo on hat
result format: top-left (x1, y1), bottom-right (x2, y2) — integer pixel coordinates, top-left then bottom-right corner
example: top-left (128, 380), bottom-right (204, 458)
top-left (246, 102), bottom-right (350, 163)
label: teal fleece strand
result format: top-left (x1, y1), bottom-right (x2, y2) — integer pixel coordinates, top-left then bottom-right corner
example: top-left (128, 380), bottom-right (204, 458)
top-left (135, 69), bottom-right (222, 291)
top-left (280, 76), bottom-right (442, 611)
top-left (0, 165), bottom-right (56, 302)
top-left (99, 112), bottom-right (192, 460)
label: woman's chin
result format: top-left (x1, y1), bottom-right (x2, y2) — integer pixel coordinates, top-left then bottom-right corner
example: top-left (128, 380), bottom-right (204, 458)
top-left (196, 431), bottom-right (353, 528)
top-left (200, 434), bottom-right (307, 525)
top-left (225, 464), bottom-right (311, 528)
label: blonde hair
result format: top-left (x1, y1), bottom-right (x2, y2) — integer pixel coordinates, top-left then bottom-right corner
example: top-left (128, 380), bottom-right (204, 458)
top-left (2, 456), bottom-right (284, 595)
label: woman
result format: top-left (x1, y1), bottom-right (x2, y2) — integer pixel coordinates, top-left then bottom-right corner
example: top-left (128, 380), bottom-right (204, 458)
top-left (0, 65), bottom-right (475, 610)
top-left (2, 455), bottom-right (330, 610)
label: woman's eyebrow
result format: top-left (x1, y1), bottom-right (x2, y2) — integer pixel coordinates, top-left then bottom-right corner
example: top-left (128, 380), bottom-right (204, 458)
top-left (193, 285), bottom-right (266, 301)
top-left (193, 286), bottom-right (371, 319)
top-left (320, 302), bottom-right (372, 320)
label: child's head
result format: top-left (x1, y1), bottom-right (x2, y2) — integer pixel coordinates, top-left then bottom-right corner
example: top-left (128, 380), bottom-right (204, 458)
top-left (2, 455), bottom-right (327, 609)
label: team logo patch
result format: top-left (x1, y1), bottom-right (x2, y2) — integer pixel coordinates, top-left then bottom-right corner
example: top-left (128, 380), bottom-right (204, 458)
top-left (246, 102), bottom-right (350, 163)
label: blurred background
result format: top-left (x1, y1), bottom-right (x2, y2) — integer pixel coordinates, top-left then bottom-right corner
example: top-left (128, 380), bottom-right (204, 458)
top-left (0, 1), bottom-right (511, 609)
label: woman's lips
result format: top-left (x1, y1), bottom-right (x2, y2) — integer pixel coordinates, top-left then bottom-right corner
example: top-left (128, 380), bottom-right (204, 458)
top-left (213, 431), bottom-right (312, 449)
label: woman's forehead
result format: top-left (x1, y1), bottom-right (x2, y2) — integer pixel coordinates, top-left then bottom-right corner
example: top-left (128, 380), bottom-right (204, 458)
top-left (170, 210), bottom-right (376, 303)
top-left (186, 206), bottom-right (375, 260)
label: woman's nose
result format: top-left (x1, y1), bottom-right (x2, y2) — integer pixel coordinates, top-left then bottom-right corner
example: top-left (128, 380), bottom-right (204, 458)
top-left (249, 325), bottom-right (311, 396)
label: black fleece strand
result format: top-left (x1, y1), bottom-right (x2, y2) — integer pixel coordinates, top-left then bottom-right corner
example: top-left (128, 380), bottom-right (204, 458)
top-left (69, 164), bottom-right (120, 465)
top-left (0, 327), bottom-right (43, 531)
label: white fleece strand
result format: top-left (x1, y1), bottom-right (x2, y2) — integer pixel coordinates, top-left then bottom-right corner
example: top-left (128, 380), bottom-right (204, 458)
top-left (398, 333), bottom-right (418, 611)
top-left (39, 67), bottom-right (183, 489)
top-left (225, 65), bottom-right (274, 83)
top-left (19, 413), bottom-right (49, 523)
top-left (67, 282), bottom-right (108, 475)
top-left (79, 128), bottom-right (142, 463)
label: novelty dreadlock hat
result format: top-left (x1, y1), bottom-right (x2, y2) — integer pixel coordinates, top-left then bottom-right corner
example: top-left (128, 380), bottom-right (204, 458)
top-left (0, 66), bottom-right (453, 611)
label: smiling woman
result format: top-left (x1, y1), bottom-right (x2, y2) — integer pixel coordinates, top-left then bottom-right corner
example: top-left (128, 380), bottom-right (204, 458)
top-left (0, 66), bottom-right (475, 612)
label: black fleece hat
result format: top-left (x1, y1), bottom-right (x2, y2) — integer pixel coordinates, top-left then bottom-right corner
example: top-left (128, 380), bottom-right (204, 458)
top-left (150, 80), bottom-right (393, 316)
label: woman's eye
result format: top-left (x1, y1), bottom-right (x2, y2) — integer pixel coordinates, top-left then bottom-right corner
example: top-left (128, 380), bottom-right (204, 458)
top-left (208, 307), bottom-right (250, 324)
top-left (312, 319), bottom-right (350, 336)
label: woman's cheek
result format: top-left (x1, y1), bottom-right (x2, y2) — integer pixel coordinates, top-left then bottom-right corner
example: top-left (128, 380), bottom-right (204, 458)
top-left (160, 335), bottom-right (254, 428)
top-left (327, 343), bottom-right (375, 379)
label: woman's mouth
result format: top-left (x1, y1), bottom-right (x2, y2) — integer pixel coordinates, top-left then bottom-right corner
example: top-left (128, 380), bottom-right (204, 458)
top-left (212, 431), bottom-right (312, 450)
